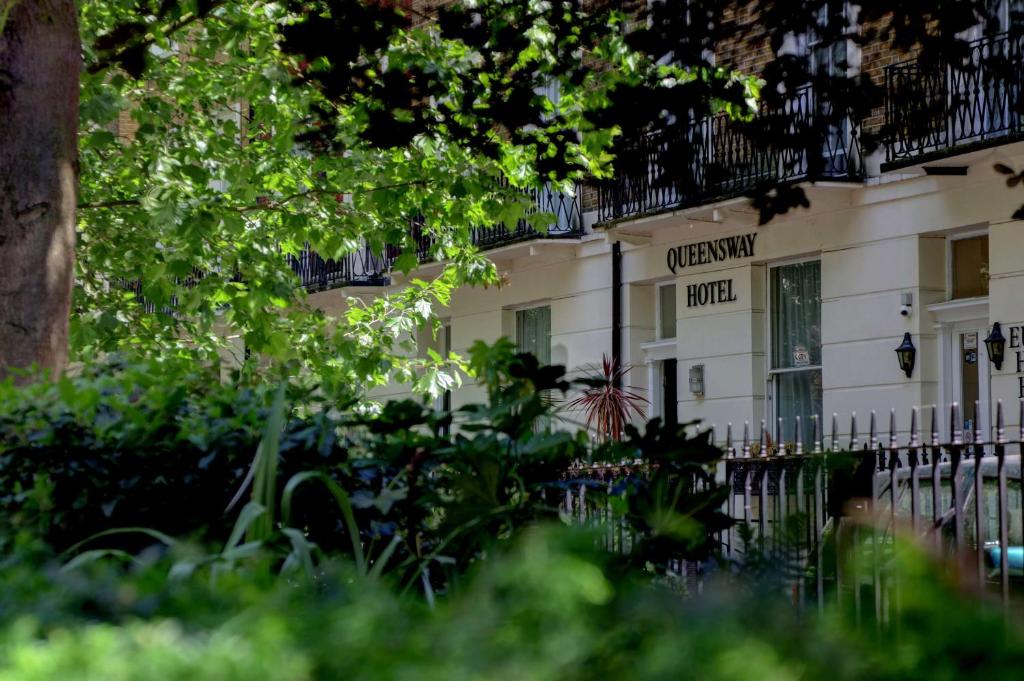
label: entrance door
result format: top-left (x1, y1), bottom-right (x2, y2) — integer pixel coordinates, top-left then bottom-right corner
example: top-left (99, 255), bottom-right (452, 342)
top-left (662, 358), bottom-right (678, 429)
top-left (947, 322), bottom-right (992, 439)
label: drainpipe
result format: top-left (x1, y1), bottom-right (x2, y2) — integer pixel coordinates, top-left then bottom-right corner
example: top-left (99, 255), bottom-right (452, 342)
top-left (612, 240), bottom-right (622, 389)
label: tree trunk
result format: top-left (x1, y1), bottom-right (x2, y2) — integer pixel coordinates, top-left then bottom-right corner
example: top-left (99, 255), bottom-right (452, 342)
top-left (0, 0), bottom-right (79, 381)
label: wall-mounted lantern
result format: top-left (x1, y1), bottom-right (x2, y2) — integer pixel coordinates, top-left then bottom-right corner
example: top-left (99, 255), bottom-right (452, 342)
top-left (895, 332), bottom-right (916, 378)
top-left (985, 322), bottom-right (1006, 370)
top-left (689, 364), bottom-right (705, 397)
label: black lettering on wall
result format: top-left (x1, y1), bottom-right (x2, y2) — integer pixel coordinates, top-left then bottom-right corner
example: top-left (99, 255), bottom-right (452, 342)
top-left (685, 279), bottom-right (739, 308)
top-left (665, 233), bottom-right (758, 274)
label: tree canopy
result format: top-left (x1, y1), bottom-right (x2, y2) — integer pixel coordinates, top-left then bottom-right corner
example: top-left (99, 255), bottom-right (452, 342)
top-left (73, 0), bottom-right (650, 400)
top-left (6, 0), bottom-right (1017, 393)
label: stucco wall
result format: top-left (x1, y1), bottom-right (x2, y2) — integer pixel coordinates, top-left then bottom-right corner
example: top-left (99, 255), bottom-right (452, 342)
top-left (344, 140), bottom-right (1024, 441)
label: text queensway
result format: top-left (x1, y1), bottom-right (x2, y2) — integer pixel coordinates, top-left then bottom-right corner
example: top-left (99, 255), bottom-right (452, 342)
top-left (666, 233), bottom-right (757, 274)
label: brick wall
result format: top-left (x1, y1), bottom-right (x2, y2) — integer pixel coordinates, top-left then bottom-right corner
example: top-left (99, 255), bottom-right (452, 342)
top-left (858, 16), bottom-right (912, 140)
top-left (114, 107), bottom-right (138, 141)
top-left (717, 2), bottom-right (774, 77)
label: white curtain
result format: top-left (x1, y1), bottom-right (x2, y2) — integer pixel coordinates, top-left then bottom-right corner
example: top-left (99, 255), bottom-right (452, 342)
top-left (772, 262), bottom-right (822, 445)
top-left (517, 306), bottom-right (551, 365)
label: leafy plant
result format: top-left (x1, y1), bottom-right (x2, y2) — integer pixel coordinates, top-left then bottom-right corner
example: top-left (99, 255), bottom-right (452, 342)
top-left (2, 525), bottom-right (1023, 681)
top-left (1, 342), bottom-right (731, 596)
top-left (567, 355), bottom-right (648, 442)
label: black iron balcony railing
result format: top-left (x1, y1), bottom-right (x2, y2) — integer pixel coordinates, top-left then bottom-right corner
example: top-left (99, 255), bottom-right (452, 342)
top-left (286, 244), bottom-right (392, 292)
top-left (885, 31), bottom-right (1024, 166)
top-left (290, 182), bottom-right (583, 291)
top-left (123, 183), bottom-right (583, 306)
top-left (598, 84), bottom-right (863, 223)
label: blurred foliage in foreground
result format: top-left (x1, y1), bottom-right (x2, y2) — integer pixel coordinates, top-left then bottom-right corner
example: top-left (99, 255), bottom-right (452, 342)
top-left (1, 525), bottom-right (1022, 681)
top-left (2, 341), bottom-right (1023, 678)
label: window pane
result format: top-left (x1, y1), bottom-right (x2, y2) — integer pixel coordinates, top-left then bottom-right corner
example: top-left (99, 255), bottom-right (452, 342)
top-left (776, 369), bottom-right (823, 446)
top-left (659, 284), bottom-right (676, 339)
top-left (771, 261), bottom-right (822, 369)
top-left (516, 306), bottom-right (551, 365)
top-left (952, 235), bottom-right (989, 299)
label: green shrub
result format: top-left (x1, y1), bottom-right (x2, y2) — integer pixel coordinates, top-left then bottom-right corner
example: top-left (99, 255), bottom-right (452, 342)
top-left (0, 360), bottom-right (344, 552)
top-left (0, 526), bottom-right (1021, 681)
top-left (0, 342), bottom-right (730, 593)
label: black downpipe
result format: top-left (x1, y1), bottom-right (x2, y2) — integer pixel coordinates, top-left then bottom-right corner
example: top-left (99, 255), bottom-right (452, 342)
top-left (611, 240), bottom-right (622, 389)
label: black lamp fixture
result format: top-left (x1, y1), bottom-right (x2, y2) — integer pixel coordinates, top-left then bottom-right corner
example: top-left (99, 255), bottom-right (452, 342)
top-left (895, 332), bottom-right (916, 378)
top-left (985, 322), bottom-right (1006, 370)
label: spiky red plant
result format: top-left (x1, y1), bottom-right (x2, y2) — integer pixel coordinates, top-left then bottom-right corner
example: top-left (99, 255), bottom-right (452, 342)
top-left (567, 355), bottom-right (648, 442)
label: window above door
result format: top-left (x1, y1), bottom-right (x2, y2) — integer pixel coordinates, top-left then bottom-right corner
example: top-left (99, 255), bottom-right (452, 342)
top-left (657, 283), bottom-right (677, 340)
top-left (950, 233), bottom-right (989, 300)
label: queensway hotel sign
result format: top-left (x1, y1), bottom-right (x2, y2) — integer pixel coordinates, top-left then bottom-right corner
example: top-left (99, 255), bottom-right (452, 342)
top-left (666, 233), bottom-right (757, 309)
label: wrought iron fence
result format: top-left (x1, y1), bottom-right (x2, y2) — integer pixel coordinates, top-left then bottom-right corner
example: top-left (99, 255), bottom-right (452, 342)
top-left (598, 84), bottom-right (863, 223)
top-left (885, 31), bottom-right (1024, 164)
top-left (286, 244), bottom-right (391, 291)
top-left (294, 182), bottom-right (583, 290)
top-left (117, 267), bottom-right (209, 315)
top-left (564, 400), bottom-right (1024, 618)
top-left (419, 183), bottom-right (584, 257)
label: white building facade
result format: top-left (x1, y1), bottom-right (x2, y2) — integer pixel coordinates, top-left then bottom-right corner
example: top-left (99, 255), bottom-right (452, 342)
top-left (305, 30), bottom-right (1024, 445)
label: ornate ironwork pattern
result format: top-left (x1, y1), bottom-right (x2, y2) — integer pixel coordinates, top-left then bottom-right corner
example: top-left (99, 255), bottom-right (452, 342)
top-left (885, 31), bottom-right (1024, 164)
top-left (286, 244), bottom-right (392, 291)
top-left (566, 400), bottom-right (1024, 619)
top-left (284, 183), bottom-right (581, 291)
top-left (598, 84), bottom-right (863, 223)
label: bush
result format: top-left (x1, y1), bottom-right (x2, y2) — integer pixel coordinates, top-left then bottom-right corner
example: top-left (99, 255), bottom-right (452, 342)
top-left (0, 360), bottom-right (343, 552)
top-left (0, 342), bottom-right (730, 593)
top-left (1, 347), bottom-right (1021, 679)
top-left (0, 525), bottom-right (1021, 681)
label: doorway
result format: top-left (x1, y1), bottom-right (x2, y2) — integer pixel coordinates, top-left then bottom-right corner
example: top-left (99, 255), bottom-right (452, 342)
top-left (948, 322), bottom-right (992, 438)
top-left (662, 358), bottom-right (678, 428)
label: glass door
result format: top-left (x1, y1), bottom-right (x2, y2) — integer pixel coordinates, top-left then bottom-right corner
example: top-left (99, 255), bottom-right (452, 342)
top-left (949, 323), bottom-right (992, 439)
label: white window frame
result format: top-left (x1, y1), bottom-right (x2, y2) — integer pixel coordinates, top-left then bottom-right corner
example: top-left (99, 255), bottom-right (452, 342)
top-left (764, 255), bottom-right (824, 435)
top-left (928, 297), bottom-right (992, 441)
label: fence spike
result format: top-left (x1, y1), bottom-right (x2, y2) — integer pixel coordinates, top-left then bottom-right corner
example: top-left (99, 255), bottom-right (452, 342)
top-left (759, 419), bottom-right (767, 457)
top-left (725, 422), bottom-right (734, 458)
top-left (777, 417), bottom-right (784, 455)
top-left (930, 404), bottom-right (939, 447)
top-left (951, 402), bottom-right (962, 445)
top-left (889, 408), bottom-right (898, 449)
top-left (743, 421), bottom-right (751, 458)
top-left (869, 410), bottom-right (878, 450)
top-left (973, 400), bottom-right (983, 444)
top-left (812, 414), bottom-right (822, 454)
top-left (831, 412), bottom-right (839, 451)
top-left (795, 415), bottom-right (803, 455)
top-left (850, 412), bottom-right (859, 450)
top-left (996, 400), bottom-right (1006, 444)
top-left (910, 406), bottom-right (920, 448)
top-left (1011, 395), bottom-right (1019, 444)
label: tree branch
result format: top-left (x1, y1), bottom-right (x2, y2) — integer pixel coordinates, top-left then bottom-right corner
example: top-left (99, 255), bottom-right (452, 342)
top-left (78, 180), bottom-right (429, 212)
top-left (87, 1), bottom-right (228, 76)
top-left (78, 199), bottom-right (141, 209)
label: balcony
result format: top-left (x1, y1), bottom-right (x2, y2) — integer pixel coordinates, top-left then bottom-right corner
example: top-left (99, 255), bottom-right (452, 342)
top-left (290, 183), bottom-right (584, 291)
top-left (597, 84), bottom-right (863, 224)
top-left (884, 31), bottom-right (1024, 169)
top-left (287, 245), bottom-right (392, 292)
